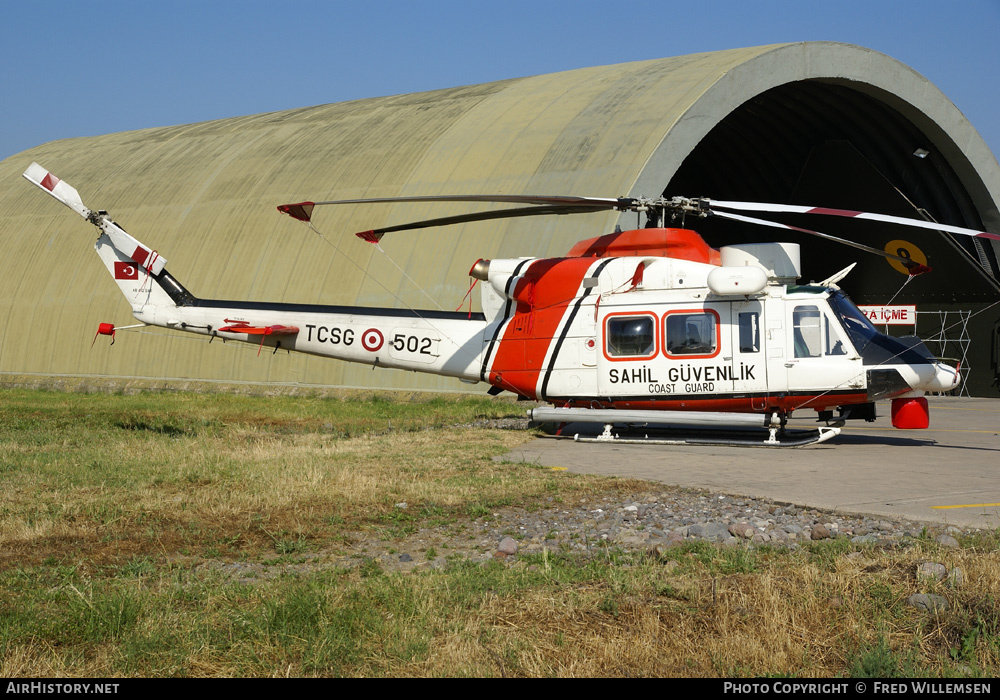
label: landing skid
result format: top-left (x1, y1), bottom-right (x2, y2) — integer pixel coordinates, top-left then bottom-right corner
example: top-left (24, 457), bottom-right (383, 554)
top-left (529, 407), bottom-right (842, 447)
top-left (543, 422), bottom-right (842, 448)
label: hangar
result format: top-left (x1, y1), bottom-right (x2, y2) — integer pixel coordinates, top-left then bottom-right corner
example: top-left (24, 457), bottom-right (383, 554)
top-left (2, 41), bottom-right (998, 395)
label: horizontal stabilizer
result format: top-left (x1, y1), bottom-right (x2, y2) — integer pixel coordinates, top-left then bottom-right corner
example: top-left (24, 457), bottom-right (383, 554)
top-left (218, 321), bottom-right (300, 336)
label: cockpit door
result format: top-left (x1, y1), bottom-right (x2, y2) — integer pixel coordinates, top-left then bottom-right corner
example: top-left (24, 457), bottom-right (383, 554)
top-left (785, 301), bottom-right (863, 394)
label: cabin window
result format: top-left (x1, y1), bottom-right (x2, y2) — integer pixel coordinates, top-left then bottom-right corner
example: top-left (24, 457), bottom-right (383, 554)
top-left (605, 315), bottom-right (656, 358)
top-left (664, 311), bottom-right (718, 357)
top-left (793, 305), bottom-right (822, 357)
top-left (738, 312), bottom-right (760, 353)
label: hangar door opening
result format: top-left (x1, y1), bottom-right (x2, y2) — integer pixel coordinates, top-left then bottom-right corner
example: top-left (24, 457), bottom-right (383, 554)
top-left (664, 80), bottom-right (1000, 396)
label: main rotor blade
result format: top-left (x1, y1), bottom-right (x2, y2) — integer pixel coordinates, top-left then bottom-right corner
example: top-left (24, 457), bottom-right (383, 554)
top-left (312, 193), bottom-right (628, 208)
top-left (707, 200), bottom-right (1000, 241)
top-left (711, 210), bottom-right (932, 274)
top-left (353, 204), bottom-right (606, 243)
top-left (277, 194), bottom-right (633, 224)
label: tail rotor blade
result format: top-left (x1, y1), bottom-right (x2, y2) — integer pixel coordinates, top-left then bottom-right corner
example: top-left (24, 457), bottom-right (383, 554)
top-left (23, 162), bottom-right (89, 218)
top-left (23, 163), bottom-right (167, 275)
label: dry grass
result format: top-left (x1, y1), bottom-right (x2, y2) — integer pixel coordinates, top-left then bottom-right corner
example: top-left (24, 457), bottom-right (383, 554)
top-left (0, 388), bottom-right (571, 570)
top-left (400, 546), bottom-right (1000, 678)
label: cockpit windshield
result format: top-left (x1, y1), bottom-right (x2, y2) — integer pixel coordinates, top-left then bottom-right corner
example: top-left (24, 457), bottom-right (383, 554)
top-left (827, 291), bottom-right (878, 353)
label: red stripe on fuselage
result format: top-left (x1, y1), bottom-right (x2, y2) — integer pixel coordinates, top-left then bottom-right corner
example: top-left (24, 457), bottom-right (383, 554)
top-left (554, 391), bottom-right (869, 414)
top-left (488, 257), bottom-right (596, 399)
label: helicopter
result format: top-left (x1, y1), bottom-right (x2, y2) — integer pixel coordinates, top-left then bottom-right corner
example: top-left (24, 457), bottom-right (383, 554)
top-left (25, 162), bottom-right (989, 447)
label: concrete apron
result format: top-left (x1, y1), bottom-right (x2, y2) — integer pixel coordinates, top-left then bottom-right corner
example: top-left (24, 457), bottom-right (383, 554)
top-left (499, 397), bottom-right (1000, 530)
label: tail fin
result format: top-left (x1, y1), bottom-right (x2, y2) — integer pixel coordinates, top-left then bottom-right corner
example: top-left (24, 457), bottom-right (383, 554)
top-left (93, 233), bottom-right (179, 312)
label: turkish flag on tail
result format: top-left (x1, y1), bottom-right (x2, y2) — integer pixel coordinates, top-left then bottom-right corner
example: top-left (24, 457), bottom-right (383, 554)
top-left (114, 262), bottom-right (138, 280)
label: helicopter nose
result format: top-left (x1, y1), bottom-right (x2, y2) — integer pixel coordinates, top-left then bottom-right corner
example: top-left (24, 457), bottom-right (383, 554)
top-left (917, 362), bottom-right (961, 393)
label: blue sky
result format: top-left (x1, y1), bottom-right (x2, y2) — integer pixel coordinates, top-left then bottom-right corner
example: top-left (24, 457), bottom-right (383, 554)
top-left (2, 0), bottom-right (998, 163)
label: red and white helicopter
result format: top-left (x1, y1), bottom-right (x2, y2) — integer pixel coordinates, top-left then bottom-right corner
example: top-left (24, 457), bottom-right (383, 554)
top-left (26, 162), bottom-right (992, 446)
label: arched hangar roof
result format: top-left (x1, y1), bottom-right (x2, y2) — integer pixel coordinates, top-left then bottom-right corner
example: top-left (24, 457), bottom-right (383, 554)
top-left (1, 41), bottom-right (997, 392)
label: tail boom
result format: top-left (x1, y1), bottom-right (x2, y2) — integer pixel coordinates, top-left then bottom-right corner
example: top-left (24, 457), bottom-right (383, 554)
top-left (147, 300), bottom-right (490, 380)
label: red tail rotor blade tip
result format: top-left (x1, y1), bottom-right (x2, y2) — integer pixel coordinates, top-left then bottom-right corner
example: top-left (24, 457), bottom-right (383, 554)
top-left (277, 202), bottom-right (315, 222)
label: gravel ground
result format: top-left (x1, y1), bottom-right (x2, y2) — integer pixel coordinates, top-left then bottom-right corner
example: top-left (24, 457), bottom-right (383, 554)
top-left (185, 483), bottom-right (976, 583)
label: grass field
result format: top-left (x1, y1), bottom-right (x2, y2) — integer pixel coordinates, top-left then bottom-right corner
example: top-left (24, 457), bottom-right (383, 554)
top-left (1, 387), bottom-right (998, 677)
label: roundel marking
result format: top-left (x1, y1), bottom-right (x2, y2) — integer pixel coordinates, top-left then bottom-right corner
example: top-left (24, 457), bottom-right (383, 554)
top-left (361, 328), bottom-right (384, 352)
top-left (884, 239), bottom-right (927, 276)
